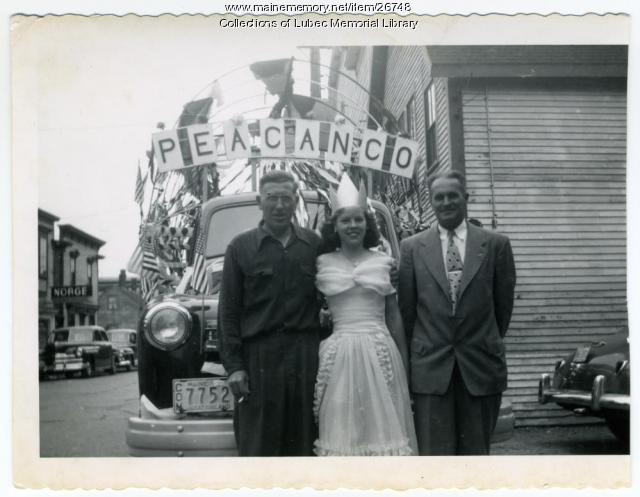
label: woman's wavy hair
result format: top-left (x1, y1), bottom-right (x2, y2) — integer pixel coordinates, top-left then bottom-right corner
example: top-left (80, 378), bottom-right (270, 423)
top-left (318, 207), bottom-right (381, 254)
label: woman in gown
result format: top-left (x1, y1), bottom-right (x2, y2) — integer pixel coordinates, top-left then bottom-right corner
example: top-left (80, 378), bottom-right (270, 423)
top-left (313, 180), bottom-right (418, 456)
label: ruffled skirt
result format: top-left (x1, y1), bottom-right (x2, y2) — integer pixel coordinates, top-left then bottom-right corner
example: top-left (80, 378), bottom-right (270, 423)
top-left (313, 325), bottom-right (418, 456)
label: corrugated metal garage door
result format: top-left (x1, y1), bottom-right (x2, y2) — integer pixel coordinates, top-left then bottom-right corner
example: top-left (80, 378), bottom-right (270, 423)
top-left (461, 84), bottom-right (627, 426)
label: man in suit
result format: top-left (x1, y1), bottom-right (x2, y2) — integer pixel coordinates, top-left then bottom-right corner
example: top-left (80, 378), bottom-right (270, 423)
top-left (398, 171), bottom-right (516, 455)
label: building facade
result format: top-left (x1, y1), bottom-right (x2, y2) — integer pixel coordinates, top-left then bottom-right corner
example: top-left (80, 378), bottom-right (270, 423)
top-left (39, 211), bottom-right (107, 347)
top-left (52, 224), bottom-right (105, 329)
top-left (38, 209), bottom-right (59, 350)
top-left (330, 45), bottom-right (628, 426)
top-left (98, 270), bottom-right (144, 330)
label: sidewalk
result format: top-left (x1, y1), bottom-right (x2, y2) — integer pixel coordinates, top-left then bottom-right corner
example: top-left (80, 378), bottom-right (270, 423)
top-left (493, 424), bottom-right (628, 455)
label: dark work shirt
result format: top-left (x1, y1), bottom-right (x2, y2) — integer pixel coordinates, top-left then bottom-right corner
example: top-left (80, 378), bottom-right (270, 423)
top-left (219, 221), bottom-right (322, 375)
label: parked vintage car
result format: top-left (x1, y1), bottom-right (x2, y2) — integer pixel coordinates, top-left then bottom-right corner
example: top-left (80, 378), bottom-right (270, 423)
top-left (42, 325), bottom-right (117, 378)
top-left (538, 327), bottom-right (629, 443)
top-left (106, 328), bottom-right (138, 370)
top-left (38, 346), bottom-right (47, 380)
top-left (126, 191), bottom-right (514, 456)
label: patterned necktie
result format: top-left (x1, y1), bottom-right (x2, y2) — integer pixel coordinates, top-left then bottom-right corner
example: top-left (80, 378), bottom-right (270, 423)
top-left (446, 230), bottom-right (464, 314)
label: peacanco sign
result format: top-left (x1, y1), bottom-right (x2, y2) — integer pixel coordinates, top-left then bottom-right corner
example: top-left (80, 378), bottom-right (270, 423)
top-left (152, 118), bottom-right (419, 179)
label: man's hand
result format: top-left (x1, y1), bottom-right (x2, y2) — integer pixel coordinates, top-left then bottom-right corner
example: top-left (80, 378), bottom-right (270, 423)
top-left (227, 370), bottom-right (250, 400)
top-left (319, 308), bottom-right (332, 328)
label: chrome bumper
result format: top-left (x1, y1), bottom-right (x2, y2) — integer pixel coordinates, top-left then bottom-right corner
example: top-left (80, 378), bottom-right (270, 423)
top-left (539, 373), bottom-right (630, 412)
top-left (51, 359), bottom-right (85, 372)
top-left (126, 396), bottom-right (237, 457)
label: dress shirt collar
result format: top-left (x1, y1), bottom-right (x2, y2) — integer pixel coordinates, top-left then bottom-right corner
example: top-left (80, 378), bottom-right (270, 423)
top-left (437, 220), bottom-right (467, 242)
top-left (256, 220), bottom-right (313, 249)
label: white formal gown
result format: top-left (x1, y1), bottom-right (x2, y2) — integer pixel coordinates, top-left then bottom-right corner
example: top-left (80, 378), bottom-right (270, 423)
top-left (313, 251), bottom-right (418, 456)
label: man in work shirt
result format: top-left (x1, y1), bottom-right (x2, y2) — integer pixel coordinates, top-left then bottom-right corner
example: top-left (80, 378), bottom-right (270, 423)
top-left (219, 170), bottom-right (322, 456)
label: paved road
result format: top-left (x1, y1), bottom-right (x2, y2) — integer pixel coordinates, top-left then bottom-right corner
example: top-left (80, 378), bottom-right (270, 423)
top-left (39, 370), bottom-right (628, 457)
top-left (39, 369), bottom-right (138, 457)
top-left (493, 424), bottom-right (628, 456)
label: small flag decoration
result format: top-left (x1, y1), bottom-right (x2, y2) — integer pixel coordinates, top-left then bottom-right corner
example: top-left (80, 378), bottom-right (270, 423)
top-left (249, 58), bottom-right (293, 96)
top-left (140, 236), bottom-right (159, 301)
top-left (135, 164), bottom-right (146, 206)
top-left (191, 210), bottom-right (209, 294)
top-left (126, 243), bottom-right (143, 275)
top-left (210, 79), bottom-right (224, 107)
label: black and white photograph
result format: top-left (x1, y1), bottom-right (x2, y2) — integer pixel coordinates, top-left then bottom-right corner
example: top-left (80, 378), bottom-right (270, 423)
top-left (8, 5), bottom-right (636, 492)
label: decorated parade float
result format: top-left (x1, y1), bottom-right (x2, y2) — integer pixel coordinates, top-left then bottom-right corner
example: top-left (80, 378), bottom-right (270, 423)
top-left (127, 52), bottom-right (421, 302)
top-left (124, 51), bottom-right (512, 455)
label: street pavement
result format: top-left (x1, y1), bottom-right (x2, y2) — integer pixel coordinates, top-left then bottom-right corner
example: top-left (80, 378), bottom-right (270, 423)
top-left (39, 369), bottom-right (138, 457)
top-left (39, 370), bottom-right (629, 457)
top-left (493, 424), bottom-right (628, 456)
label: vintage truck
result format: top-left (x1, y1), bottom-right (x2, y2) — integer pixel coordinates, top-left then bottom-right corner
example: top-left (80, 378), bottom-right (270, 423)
top-left (126, 191), bottom-right (393, 456)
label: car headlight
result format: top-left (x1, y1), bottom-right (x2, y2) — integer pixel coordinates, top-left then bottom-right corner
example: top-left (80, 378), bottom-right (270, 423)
top-left (144, 301), bottom-right (192, 351)
top-left (76, 347), bottom-right (84, 357)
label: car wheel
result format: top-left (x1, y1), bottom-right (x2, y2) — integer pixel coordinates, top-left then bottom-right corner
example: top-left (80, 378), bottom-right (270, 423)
top-left (605, 413), bottom-right (629, 444)
top-left (108, 356), bottom-right (117, 375)
top-left (64, 372), bottom-right (75, 379)
top-left (82, 361), bottom-right (94, 378)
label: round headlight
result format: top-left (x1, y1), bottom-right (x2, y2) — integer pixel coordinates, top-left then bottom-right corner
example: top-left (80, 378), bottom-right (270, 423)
top-left (144, 302), bottom-right (192, 350)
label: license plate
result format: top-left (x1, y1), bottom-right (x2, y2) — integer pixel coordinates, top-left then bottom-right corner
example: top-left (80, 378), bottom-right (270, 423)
top-left (172, 378), bottom-right (233, 414)
top-left (573, 345), bottom-right (591, 363)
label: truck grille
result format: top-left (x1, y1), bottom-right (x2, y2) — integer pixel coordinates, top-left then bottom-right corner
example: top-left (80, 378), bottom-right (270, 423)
top-left (205, 325), bottom-right (219, 352)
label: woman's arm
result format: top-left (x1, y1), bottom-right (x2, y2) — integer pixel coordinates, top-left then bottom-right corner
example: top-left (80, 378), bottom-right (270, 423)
top-left (385, 294), bottom-right (409, 377)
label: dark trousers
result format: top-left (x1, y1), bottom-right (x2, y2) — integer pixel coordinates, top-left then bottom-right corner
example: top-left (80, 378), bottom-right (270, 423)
top-left (234, 329), bottom-right (319, 456)
top-left (413, 363), bottom-right (501, 455)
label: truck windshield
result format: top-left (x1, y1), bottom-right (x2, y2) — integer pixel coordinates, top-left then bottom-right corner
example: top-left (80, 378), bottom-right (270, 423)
top-left (206, 204), bottom-right (259, 258)
top-left (205, 200), bottom-right (324, 258)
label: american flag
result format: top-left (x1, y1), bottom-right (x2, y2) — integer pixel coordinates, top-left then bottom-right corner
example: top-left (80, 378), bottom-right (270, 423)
top-left (126, 242), bottom-right (143, 275)
top-left (191, 210), bottom-right (209, 294)
top-left (140, 275), bottom-right (158, 301)
top-left (141, 236), bottom-right (159, 300)
top-left (285, 164), bottom-right (309, 228)
top-left (135, 164), bottom-right (146, 206)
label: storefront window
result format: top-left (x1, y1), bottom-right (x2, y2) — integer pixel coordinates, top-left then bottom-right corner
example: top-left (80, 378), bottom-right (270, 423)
top-left (39, 232), bottom-right (48, 278)
top-left (398, 111), bottom-right (406, 134)
top-left (70, 256), bottom-right (76, 285)
top-left (87, 261), bottom-right (93, 288)
top-left (406, 96), bottom-right (415, 138)
top-left (424, 82), bottom-right (438, 172)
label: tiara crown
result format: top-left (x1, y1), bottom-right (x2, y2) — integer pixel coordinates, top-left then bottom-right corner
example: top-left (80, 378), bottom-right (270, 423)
top-left (330, 174), bottom-right (368, 211)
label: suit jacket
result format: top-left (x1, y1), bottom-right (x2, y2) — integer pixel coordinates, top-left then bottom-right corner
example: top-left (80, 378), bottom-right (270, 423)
top-left (398, 222), bottom-right (516, 396)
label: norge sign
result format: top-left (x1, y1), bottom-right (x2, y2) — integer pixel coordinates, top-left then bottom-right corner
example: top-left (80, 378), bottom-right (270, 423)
top-left (152, 118), bottom-right (419, 179)
top-left (51, 285), bottom-right (92, 299)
